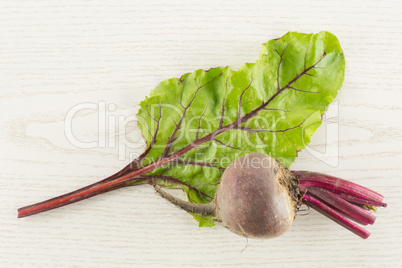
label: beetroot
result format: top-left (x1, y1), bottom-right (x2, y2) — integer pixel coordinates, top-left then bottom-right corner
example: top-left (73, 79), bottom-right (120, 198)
top-left (215, 153), bottom-right (298, 238)
top-left (155, 153), bottom-right (386, 239)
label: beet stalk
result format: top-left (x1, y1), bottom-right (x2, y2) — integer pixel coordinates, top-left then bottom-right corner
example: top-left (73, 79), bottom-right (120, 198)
top-left (301, 194), bottom-right (371, 239)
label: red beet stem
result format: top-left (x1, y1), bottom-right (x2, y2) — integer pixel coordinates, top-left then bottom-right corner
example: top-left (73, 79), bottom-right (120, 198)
top-left (18, 160), bottom-right (143, 218)
top-left (332, 191), bottom-right (387, 207)
top-left (305, 187), bottom-right (376, 225)
top-left (294, 171), bottom-right (385, 205)
top-left (301, 194), bottom-right (371, 239)
top-left (17, 171), bottom-right (145, 218)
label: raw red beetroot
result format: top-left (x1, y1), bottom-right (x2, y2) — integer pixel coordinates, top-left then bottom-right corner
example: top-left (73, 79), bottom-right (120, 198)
top-left (155, 153), bottom-right (386, 239)
top-left (214, 153), bottom-right (298, 238)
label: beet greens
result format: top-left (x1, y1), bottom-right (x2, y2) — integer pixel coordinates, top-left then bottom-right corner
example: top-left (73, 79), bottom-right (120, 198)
top-left (18, 31), bottom-right (386, 239)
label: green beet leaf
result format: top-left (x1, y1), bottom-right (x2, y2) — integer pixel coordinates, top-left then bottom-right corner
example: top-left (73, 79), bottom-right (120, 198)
top-left (132, 31), bottom-right (345, 226)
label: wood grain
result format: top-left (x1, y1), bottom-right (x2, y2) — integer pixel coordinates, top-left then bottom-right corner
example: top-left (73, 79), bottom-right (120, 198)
top-left (1, 0), bottom-right (401, 267)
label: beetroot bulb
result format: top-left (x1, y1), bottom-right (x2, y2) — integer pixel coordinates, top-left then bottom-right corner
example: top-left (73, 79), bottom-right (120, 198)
top-left (155, 153), bottom-right (386, 239)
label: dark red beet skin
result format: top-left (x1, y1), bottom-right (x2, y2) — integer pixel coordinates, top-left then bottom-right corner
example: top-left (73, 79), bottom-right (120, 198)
top-left (214, 153), bottom-right (299, 239)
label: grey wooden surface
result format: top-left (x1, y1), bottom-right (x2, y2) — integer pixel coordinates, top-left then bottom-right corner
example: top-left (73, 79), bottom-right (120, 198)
top-left (1, 1), bottom-right (401, 267)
